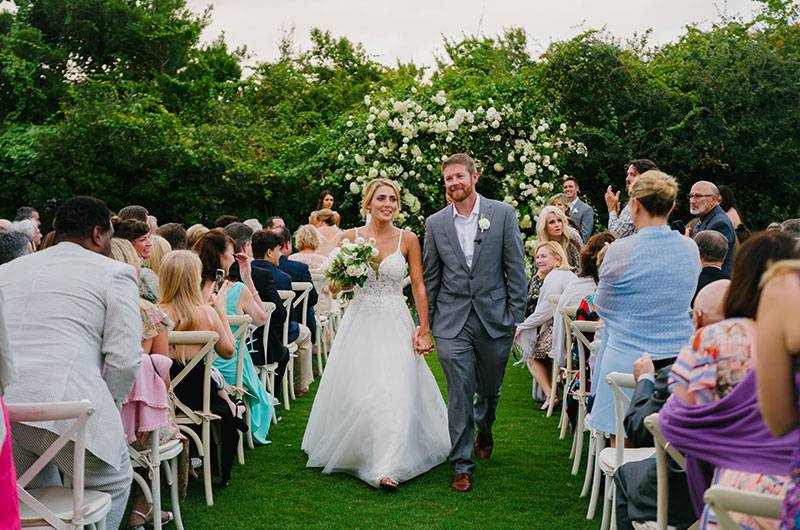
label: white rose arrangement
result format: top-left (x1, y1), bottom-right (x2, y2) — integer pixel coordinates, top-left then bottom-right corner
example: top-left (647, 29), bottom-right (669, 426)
top-left (323, 237), bottom-right (381, 301)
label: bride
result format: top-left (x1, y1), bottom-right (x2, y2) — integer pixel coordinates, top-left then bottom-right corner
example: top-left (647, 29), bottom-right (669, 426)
top-left (302, 178), bottom-right (450, 491)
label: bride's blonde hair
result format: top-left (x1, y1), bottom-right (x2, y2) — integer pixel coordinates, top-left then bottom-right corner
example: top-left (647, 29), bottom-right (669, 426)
top-left (361, 178), bottom-right (401, 218)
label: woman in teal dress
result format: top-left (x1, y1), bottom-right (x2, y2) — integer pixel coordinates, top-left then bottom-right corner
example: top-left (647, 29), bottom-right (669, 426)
top-left (194, 229), bottom-right (273, 444)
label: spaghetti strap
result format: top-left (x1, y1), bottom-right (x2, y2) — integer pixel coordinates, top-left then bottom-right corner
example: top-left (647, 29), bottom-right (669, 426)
top-left (396, 228), bottom-right (403, 252)
top-left (355, 227), bottom-right (359, 238)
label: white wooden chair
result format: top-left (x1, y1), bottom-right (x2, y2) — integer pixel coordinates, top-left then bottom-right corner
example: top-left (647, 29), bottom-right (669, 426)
top-left (309, 270), bottom-right (336, 372)
top-left (128, 428), bottom-right (185, 530)
top-left (643, 412), bottom-right (691, 530)
top-left (9, 399), bottom-right (112, 530)
top-left (291, 281), bottom-right (314, 390)
top-left (276, 290), bottom-right (297, 410)
top-left (252, 302), bottom-right (278, 424)
top-left (226, 314), bottom-right (253, 464)
top-left (704, 486), bottom-right (782, 530)
top-left (570, 320), bottom-right (599, 478)
top-left (545, 294), bottom-right (561, 417)
top-left (594, 372), bottom-right (655, 530)
top-left (168, 330), bottom-right (219, 506)
top-left (557, 305), bottom-right (579, 440)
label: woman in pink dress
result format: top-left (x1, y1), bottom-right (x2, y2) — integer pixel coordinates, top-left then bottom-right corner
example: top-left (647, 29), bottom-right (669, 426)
top-left (289, 224), bottom-right (327, 271)
top-left (314, 209), bottom-right (342, 257)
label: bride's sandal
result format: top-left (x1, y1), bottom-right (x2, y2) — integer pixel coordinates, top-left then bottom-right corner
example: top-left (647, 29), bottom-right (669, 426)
top-left (379, 477), bottom-right (399, 492)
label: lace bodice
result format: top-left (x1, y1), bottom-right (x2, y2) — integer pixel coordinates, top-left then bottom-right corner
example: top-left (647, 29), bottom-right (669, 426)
top-left (352, 229), bottom-right (408, 311)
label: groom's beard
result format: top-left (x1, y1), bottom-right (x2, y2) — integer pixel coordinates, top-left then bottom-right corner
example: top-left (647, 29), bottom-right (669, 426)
top-left (448, 186), bottom-right (473, 202)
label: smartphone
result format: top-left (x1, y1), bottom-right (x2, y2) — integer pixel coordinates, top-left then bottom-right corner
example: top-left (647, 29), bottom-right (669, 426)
top-left (670, 220), bottom-right (687, 234)
top-left (214, 269), bottom-right (225, 294)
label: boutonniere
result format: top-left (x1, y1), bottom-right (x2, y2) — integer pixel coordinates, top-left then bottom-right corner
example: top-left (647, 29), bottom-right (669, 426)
top-left (478, 214), bottom-right (491, 233)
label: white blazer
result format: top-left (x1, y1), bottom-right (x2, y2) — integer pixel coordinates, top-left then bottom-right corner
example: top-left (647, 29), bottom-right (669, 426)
top-left (0, 242), bottom-right (143, 468)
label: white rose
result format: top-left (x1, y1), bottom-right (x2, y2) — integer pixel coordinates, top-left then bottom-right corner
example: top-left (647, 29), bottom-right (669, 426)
top-left (493, 163), bottom-right (504, 172)
top-left (349, 182), bottom-right (360, 194)
top-left (368, 168), bottom-right (378, 178)
top-left (337, 154), bottom-right (344, 161)
top-left (355, 154), bottom-right (365, 165)
top-left (346, 120), bottom-right (353, 127)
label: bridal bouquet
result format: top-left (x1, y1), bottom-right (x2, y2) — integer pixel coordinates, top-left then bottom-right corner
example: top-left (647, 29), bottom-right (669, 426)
top-left (323, 237), bottom-right (380, 301)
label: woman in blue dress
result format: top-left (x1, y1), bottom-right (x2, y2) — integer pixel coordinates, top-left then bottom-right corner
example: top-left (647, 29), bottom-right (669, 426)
top-left (195, 230), bottom-right (274, 444)
top-left (589, 170), bottom-right (700, 435)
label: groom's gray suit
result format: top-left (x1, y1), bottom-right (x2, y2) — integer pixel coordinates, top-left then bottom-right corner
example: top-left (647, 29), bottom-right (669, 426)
top-left (423, 194), bottom-right (527, 475)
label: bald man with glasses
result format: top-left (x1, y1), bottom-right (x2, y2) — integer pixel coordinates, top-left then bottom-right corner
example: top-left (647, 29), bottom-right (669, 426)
top-left (688, 181), bottom-right (736, 276)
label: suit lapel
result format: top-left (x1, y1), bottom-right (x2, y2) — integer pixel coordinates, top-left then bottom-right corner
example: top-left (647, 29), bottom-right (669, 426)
top-left (443, 203), bottom-right (470, 273)
top-left (470, 196), bottom-right (493, 271)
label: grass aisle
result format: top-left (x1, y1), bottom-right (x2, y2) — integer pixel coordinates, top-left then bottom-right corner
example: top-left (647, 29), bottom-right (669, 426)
top-left (179, 353), bottom-right (597, 529)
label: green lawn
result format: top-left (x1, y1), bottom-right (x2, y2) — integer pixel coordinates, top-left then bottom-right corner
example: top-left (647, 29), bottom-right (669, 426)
top-left (177, 354), bottom-right (598, 529)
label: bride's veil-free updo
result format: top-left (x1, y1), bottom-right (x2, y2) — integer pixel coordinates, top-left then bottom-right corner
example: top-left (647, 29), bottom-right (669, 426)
top-left (629, 170), bottom-right (679, 217)
top-left (361, 178), bottom-right (402, 218)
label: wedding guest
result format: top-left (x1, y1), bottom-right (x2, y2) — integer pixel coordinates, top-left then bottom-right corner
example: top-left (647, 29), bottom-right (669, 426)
top-left (159, 250), bottom-right (243, 487)
top-left (767, 222), bottom-right (783, 231)
top-left (562, 176), bottom-right (594, 243)
top-left (14, 206), bottom-right (39, 226)
top-left (118, 204), bottom-right (149, 222)
top-left (0, 231), bottom-right (30, 265)
top-left (589, 170), bottom-right (700, 436)
top-left (146, 214), bottom-right (158, 234)
top-left (605, 159), bottom-right (657, 239)
top-left (663, 230), bottom-right (799, 528)
top-left (756, 260), bottom-right (800, 529)
top-left (535, 205), bottom-right (581, 269)
top-left (39, 231), bottom-right (55, 250)
top-left (0, 290), bottom-right (19, 528)
top-left (214, 214), bottom-right (239, 228)
top-left (0, 219), bottom-right (11, 231)
top-left (243, 218), bottom-right (263, 233)
top-left (688, 181), bottom-right (736, 276)
top-left (1, 196), bottom-right (141, 530)
top-left (781, 218), bottom-right (800, 238)
top-left (515, 241), bottom-right (576, 409)
top-left (265, 216), bottom-right (285, 230)
top-left (195, 229), bottom-right (274, 444)
top-left (718, 185), bottom-right (749, 243)
top-left (548, 193), bottom-right (580, 233)
top-left (156, 222), bottom-right (188, 250)
top-left (290, 224), bottom-right (326, 270)
top-left (275, 226), bottom-right (319, 344)
top-left (11, 219), bottom-right (41, 250)
top-left (186, 223), bottom-right (209, 248)
top-left (692, 230), bottom-right (729, 306)
top-left (144, 234), bottom-right (171, 276)
top-left (113, 217), bottom-right (159, 302)
top-left (315, 209), bottom-right (342, 256)
top-left (317, 189), bottom-right (335, 210)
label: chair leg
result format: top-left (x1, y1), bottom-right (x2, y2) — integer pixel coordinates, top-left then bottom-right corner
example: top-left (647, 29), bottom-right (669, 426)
top-left (202, 421), bottom-right (214, 506)
top-left (288, 355), bottom-right (296, 400)
top-left (580, 429), bottom-right (594, 497)
top-left (600, 474), bottom-right (613, 530)
top-left (283, 372), bottom-right (291, 411)
top-left (237, 432), bottom-right (245, 465)
top-left (569, 423), bottom-right (578, 460)
top-left (546, 361), bottom-right (559, 417)
top-left (587, 435), bottom-right (605, 518)
top-left (572, 406), bottom-right (586, 476)
top-left (166, 458), bottom-right (184, 530)
top-left (151, 453), bottom-right (162, 530)
top-left (559, 373), bottom-right (571, 440)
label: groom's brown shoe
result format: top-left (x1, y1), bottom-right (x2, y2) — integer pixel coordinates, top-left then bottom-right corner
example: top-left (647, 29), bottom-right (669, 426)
top-left (450, 473), bottom-right (473, 492)
top-left (474, 432), bottom-right (493, 460)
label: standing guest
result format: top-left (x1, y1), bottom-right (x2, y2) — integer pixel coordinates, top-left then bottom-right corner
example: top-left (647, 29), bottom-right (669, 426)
top-left (315, 209), bottom-right (342, 256)
top-left (605, 159), bottom-right (658, 239)
top-left (1, 196), bottom-right (141, 530)
top-left (144, 234), bottom-right (171, 277)
top-left (113, 217), bottom-right (159, 303)
top-left (562, 176), bottom-right (594, 244)
top-left (515, 241), bottom-right (576, 409)
top-left (688, 181), bottom-right (736, 276)
top-left (0, 291), bottom-right (19, 529)
top-left (214, 215), bottom-right (239, 228)
top-left (275, 226), bottom-right (319, 344)
top-left (535, 205), bottom-right (581, 270)
top-left (290, 224), bottom-right (327, 270)
top-left (156, 222), bottom-right (188, 250)
top-left (118, 204), bottom-right (149, 222)
top-left (243, 218), bottom-right (263, 233)
top-left (0, 231), bottom-right (31, 265)
top-left (317, 190), bottom-right (335, 211)
top-left (265, 216), bottom-right (286, 230)
top-left (589, 171), bottom-right (700, 436)
top-left (756, 260), bottom-right (800, 529)
top-left (252, 230), bottom-right (314, 397)
top-left (186, 223), bottom-right (209, 248)
top-left (692, 230), bottom-right (729, 306)
top-left (718, 185), bottom-right (749, 243)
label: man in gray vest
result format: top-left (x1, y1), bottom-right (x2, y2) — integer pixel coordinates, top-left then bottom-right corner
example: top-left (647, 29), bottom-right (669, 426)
top-left (423, 153), bottom-right (527, 492)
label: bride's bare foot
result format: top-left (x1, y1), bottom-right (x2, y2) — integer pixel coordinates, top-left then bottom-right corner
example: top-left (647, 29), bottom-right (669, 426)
top-left (379, 477), bottom-right (399, 492)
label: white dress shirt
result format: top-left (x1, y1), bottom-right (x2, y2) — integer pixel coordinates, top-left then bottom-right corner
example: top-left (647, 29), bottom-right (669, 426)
top-left (453, 194), bottom-right (481, 268)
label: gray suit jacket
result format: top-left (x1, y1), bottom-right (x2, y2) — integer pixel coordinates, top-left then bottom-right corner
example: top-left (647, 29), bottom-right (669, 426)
top-left (423, 196), bottom-right (527, 340)
top-left (570, 197), bottom-right (595, 244)
top-left (0, 242), bottom-right (142, 468)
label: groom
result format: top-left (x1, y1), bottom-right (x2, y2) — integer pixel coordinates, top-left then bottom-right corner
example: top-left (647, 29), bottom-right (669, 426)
top-left (422, 153), bottom-right (527, 492)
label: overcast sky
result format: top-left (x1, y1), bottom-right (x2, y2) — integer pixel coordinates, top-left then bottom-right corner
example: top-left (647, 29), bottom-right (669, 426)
top-left (185, 0), bottom-right (760, 69)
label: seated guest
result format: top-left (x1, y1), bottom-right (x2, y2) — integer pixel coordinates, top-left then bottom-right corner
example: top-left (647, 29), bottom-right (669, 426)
top-left (118, 204), bottom-right (149, 222)
top-left (536, 205), bottom-right (582, 270)
top-left (146, 215), bottom-right (158, 234)
top-left (756, 260), bottom-right (800, 529)
top-left (515, 241), bottom-right (576, 409)
top-left (214, 214), bottom-right (239, 228)
top-left (156, 222), bottom-right (188, 250)
top-left (265, 216), bottom-right (285, 230)
top-left (0, 288), bottom-right (19, 527)
top-left (314, 209), bottom-right (342, 256)
top-left (614, 280), bottom-right (729, 530)
top-left (662, 231), bottom-right (800, 529)
top-left (692, 230), bottom-right (729, 306)
top-left (159, 250), bottom-right (243, 487)
top-left (195, 230), bottom-right (275, 444)
top-left (114, 216), bottom-right (159, 302)
top-left (290, 224), bottom-right (326, 270)
top-left (688, 181), bottom-right (736, 276)
top-left (0, 219), bottom-right (12, 231)
top-left (11, 219), bottom-right (41, 250)
top-left (186, 223), bottom-right (209, 248)
top-left (252, 230), bottom-right (314, 396)
top-left (781, 218), bottom-right (800, 239)
top-left (0, 196), bottom-right (141, 530)
top-left (144, 234), bottom-right (171, 277)
top-left (0, 231), bottom-right (31, 265)
top-left (275, 226), bottom-right (318, 343)
top-left (243, 218), bottom-right (263, 233)
top-left (547, 193), bottom-right (580, 233)
top-left (589, 170), bottom-right (700, 437)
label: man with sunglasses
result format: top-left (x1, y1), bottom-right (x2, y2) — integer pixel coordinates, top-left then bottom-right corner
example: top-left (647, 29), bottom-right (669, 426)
top-left (687, 181), bottom-right (736, 276)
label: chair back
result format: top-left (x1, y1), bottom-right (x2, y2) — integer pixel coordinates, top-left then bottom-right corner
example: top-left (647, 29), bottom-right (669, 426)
top-left (571, 320), bottom-right (599, 403)
top-left (605, 371), bottom-right (636, 466)
top-left (168, 331), bottom-right (219, 424)
top-left (704, 486), bottom-right (783, 528)
top-left (559, 305), bottom-right (578, 367)
top-left (277, 290), bottom-right (297, 345)
top-left (9, 400), bottom-right (95, 529)
top-left (291, 281), bottom-right (313, 328)
top-left (644, 412), bottom-right (687, 530)
top-left (227, 314), bottom-right (253, 393)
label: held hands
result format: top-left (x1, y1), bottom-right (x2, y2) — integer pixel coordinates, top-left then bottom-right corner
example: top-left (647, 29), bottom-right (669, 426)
top-left (632, 352), bottom-right (655, 383)
top-left (413, 326), bottom-right (434, 356)
top-left (604, 185), bottom-right (621, 214)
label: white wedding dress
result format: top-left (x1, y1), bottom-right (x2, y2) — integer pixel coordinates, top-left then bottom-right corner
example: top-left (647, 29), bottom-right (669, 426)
top-left (302, 228), bottom-right (450, 487)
